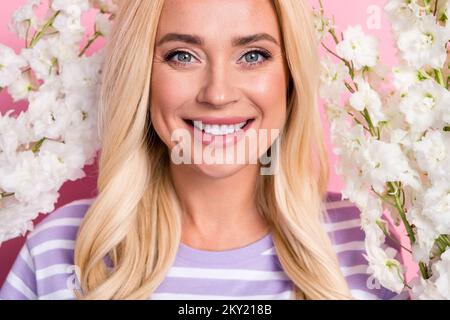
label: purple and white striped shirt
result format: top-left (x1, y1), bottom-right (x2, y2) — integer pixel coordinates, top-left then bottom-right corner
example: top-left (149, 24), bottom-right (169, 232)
top-left (0, 192), bottom-right (409, 300)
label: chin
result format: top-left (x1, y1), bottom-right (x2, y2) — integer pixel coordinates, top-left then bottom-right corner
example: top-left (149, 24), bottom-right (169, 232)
top-left (193, 162), bottom-right (249, 179)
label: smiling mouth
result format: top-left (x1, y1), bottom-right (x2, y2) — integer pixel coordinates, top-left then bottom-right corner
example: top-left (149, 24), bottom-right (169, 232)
top-left (183, 118), bottom-right (255, 136)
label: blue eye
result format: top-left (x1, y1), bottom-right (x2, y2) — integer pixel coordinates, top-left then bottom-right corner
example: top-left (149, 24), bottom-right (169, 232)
top-left (163, 49), bottom-right (272, 68)
top-left (243, 50), bottom-right (269, 63)
top-left (165, 50), bottom-right (193, 64)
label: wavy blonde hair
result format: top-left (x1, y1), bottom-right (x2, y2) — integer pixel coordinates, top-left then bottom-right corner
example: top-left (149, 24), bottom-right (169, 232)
top-left (74, 0), bottom-right (352, 299)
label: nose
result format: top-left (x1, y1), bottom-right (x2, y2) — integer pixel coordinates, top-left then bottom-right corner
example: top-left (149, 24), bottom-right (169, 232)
top-left (196, 61), bottom-right (240, 109)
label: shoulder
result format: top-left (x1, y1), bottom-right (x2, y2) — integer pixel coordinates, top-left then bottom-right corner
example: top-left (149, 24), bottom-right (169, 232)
top-left (25, 197), bottom-right (95, 253)
top-left (323, 191), bottom-right (408, 300)
top-left (0, 198), bottom-right (95, 300)
top-left (35, 197), bottom-right (94, 226)
top-left (324, 191), bottom-right (361, 223)
top-left (323, 191), bottom-right (364, 250)
top-left (323, 191), bottom-right (364, 251)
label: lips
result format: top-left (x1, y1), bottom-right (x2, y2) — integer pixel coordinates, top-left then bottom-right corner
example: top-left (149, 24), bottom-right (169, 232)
top-left (184, 116), bottom-right (254, 125)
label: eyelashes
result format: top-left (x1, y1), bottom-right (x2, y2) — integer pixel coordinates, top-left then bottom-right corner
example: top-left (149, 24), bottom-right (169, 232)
top-left (163, 49), bottom-right (273, 68)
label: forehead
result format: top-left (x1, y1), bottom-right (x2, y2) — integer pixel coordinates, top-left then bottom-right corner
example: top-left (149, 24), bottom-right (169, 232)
top-left (156, 0), bottom-right (280, 41)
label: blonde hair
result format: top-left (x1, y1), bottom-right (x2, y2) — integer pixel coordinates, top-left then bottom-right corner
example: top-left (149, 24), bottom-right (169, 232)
top-left (74, 0), bottom-right (352, 299)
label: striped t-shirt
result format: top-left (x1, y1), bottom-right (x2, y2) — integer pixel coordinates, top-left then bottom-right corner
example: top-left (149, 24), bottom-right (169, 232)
top-left (0, 192), bottom-right (409, 300)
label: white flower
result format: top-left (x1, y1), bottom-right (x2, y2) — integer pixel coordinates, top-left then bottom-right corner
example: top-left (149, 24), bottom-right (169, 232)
top-left (20, 35), bottom-right (79, 80)
top-left (0, 0), bottom-right (104, 244)
top-left (433, 250), bottom-right (450, 299)
top-left (322, 0), bottom-right (450, 299)
top-left (363, 221), bottom-right (386, 247)
top-left (411, 277), bottom-right (443, 299)
top-left (0, 198), bottom-right (58, 243)
top-left (366, 63), bottom-right (390, 92)
top-left (338, 162), bottom-right (372, 209)
top-left (410, 206), bottom-right (441, 263)
top-left (363, 234), bottom-right (405, 293)
top-left (20, 40), bottom-right (56, 80)
top-left (319, 56), bottom-right (349, 103)
top-left (399, 79), bottom-right (450, 133)
top-left (324, 101), bottom-right (347, 121)
top-left (51, 0), bottom-right (90, 16)
top-left (384, 0), bottom-right (421, 33)
top-left (411, 249), bottom-right (450, 299)
top-left (8, 0), bottom-right (41, 40)
top-left (413, 130), bottom-right (450, 184)
top-left (0, 151), bottom-right (47, 202)
top-left (442, 89), bottom-right (450, 125)
top-left (360, 195), bottom-right (384, 223)
top-left (26, 79), bottom-right (70, 140)
top-left (390, 128), bottom-right (410, 146)
top-left (312, 7), bottom-right (335, 41)
top-left (349, 77), bottom-right (388, 127)
top-left (382, 91), bottom-right (411, 135)
top-left (392, 63), bottom-right (420, 94)
top-left (60, 52), bottom-right (103, 92)
top-left (0, 44), bottom-right (28, 87)
top-left (361, 139), bottom-right (421, 194)
top-left (336, 25), bottom-right (379, 70)
top-left (331, 124), bottom-right (375, 208)
top-left (38, 140), bottom-right (86, 182)
top-left (89, 0), bottom-right (119, 14)
top-left (437, 0), bottom-right (450, 23)
top-left (397, 15), bottom-right (449, 69)
top-left (0, 111), bottom-right (21, 159)
top-left (53, 11), bottom-right (86, 44)
top-left (332, 123), bottom-right (366, 156)
top-left (421, 181), bottom-right (450, 235)
top-left (7, 71), bottom-right (34, 102)
top-left (94, 13), bottom-right (112, 37)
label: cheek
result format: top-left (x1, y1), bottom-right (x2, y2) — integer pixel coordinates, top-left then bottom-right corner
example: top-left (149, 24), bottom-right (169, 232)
top-left (245, 70), bottom-right (287, 129)
top-left (150, 68), bottom-right (194, 117)
top-left (149, 67), bottom-right (197, 144)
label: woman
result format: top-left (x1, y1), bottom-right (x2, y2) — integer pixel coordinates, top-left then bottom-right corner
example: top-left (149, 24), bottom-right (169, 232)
top-left (0, 0), bottom-right (407, 300)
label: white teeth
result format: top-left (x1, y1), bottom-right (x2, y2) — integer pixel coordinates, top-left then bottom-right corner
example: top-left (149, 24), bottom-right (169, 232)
top-left (235, 121), bottom-right (246, 130)
top-left (193, 121), bottom-right (203, 131)
top-left (191, 120), bottom-right (248, 135)
top-left (210, 124), bottom-right (220, 135)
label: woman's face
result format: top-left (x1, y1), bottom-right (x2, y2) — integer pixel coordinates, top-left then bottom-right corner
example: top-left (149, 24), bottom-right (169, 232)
top-left (150, 0), bottom-right (289, 178)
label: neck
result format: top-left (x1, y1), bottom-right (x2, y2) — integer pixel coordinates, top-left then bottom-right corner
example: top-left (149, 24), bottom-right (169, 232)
top-left (169, 162), bottom-right (270, 250)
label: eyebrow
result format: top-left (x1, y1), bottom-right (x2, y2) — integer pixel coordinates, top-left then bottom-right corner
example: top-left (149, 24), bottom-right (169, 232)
top-left (156, 32), bottom-right (280, 47)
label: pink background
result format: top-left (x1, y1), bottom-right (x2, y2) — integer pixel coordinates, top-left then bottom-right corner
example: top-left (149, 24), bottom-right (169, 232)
top-left (0, 0), bottom-right (414, 287)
